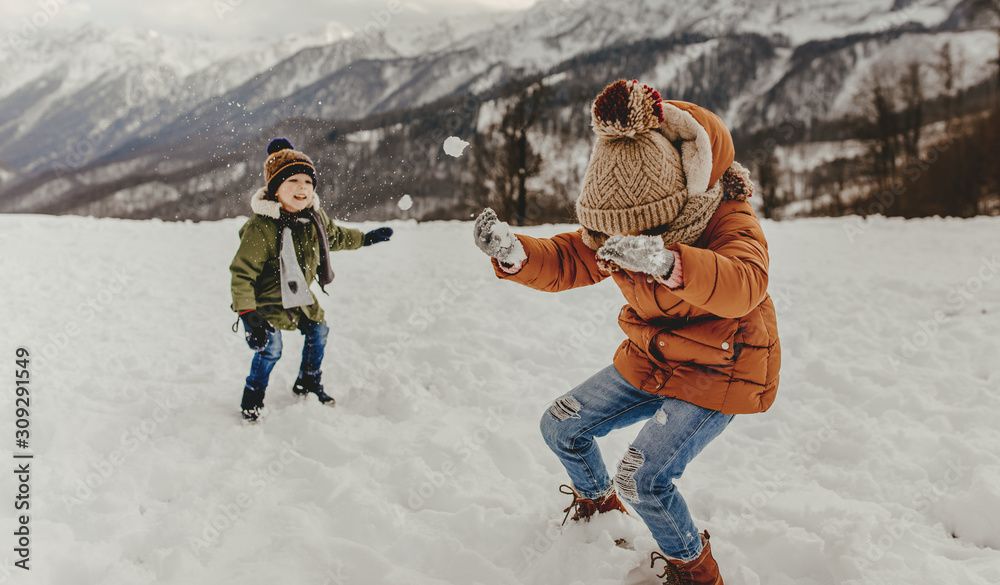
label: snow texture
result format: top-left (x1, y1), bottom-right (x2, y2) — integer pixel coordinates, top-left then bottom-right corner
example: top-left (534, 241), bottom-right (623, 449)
top-left (1, 213), bottom-right (999, 585)
top-left (597, 235), bottom-right (675, 276)
top-left (443, 136), bottom-right (470, 158)
top-left (398, 194), bottom-right (414, 211)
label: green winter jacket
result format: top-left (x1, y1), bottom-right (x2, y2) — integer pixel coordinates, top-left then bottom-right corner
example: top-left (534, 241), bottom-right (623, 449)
top-left (230, 189), bottom-right (364, 330)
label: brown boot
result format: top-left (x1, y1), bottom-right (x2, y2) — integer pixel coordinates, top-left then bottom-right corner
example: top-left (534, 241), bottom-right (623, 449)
top-left (648, 531), bottom-right (723, 585)
top-left (560, 484), bottom-right (629, 525)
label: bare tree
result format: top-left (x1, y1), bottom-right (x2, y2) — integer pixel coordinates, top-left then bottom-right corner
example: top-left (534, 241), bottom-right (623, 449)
top-left (936, 42), bottom-right (957, 128)
top-left (755, 153), bottom-right (783, 220)
top-left (930, 43), bottom-right (977, 216)
top-left (472, 81), bottom-right (550, 225)
top-left (863, 72), bottom-right (902, 207)
top-left (853, 63), bottom-right (925, 216)
top-left (899, 62), bottom-right (923, 168)
top-left (970, 0), bottom-right (1000, 94)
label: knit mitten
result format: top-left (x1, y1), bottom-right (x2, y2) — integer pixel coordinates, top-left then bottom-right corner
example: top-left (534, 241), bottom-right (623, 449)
top-left (239, 310), bottom-right (275, 351)
top-left (596, 235), bottom-right (675, 277)
top-left (363, 227), bottom-right (393, 246)
top-left (473, 208), bottom-right (527, 266)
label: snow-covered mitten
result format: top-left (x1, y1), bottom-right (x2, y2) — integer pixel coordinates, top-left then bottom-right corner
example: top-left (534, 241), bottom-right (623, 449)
top-left (363, 227), bottom-right (393, 246)
top-left (239, 310), bottom-right (275, 351)
top-left (596, 235), bottom-right (674, 277)
top-left (473, 208), bottom-right (527, 266)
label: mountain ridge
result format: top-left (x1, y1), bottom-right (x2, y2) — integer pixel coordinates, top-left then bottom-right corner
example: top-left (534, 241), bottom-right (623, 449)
top-left (0, 0), bottom-right (994, 219)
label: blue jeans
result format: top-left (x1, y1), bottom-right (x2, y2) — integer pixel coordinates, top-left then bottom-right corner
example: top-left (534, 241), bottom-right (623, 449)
top-left (244, 318), bottom-right (329, 395)
top-left (540, 365), bottom-right (733, 562)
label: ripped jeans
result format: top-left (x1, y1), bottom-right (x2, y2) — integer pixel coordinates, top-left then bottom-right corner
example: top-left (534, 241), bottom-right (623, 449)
top-left (540, 364), bottom-right (733, 561)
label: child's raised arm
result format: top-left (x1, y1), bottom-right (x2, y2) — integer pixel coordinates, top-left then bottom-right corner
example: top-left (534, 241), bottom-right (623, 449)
top-left (492, 230), bottom-right (610, 293)
top-left (323, 213), bottom-right (365, 251)
top-left (473, 207), bottom-right (608, 292)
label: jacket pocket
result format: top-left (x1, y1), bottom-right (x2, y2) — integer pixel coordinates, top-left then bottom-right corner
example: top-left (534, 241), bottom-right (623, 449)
top-left (649, 317), bottom-right (740, 370)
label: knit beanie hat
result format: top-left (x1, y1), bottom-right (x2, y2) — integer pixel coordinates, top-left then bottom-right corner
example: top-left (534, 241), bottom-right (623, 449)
top-left (577, 80), bottom-right (750, 249)
top-left (264, 138), bottom-right (317, 198)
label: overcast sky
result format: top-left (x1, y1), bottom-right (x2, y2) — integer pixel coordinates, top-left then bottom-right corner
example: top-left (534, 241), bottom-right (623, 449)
top-left (0, 0), bottom-right (541, 40)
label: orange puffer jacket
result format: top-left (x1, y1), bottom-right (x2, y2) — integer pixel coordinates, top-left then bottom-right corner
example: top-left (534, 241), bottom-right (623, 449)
top-left (492, 200), bottom-right (780, 415)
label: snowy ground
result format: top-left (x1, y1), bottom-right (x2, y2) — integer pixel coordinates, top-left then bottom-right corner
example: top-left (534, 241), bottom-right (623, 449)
top-left (1, 213), bottom-right (999, 585)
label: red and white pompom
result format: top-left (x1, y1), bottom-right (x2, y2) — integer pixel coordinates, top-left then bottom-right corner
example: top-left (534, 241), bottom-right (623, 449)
top-left (722, 161), bottom-right (754, 201)
top-left (591, 79), bottom-right (664, 138)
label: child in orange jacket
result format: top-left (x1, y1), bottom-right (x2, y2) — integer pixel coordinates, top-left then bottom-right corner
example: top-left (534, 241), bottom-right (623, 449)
top-left (474, 80), bottom-right (780, 584)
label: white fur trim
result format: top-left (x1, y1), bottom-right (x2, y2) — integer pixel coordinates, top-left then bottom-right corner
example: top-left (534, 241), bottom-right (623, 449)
top-left (659, 103), bottom-right (713, 197)
top-left (249, 187), bottom-right (322, 219)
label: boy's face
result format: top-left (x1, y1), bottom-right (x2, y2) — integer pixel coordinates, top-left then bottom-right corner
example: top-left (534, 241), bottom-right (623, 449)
top-left (275, 174), bottom-right (315, 213)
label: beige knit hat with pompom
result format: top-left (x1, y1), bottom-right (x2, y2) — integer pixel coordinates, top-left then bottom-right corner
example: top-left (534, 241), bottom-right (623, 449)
top-left (577, 79), bottom-right (751, 248)
top-left (576, 80), bottom-right (686, 236)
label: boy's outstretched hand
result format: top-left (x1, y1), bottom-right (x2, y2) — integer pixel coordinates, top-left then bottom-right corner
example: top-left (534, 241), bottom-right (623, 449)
top-left (473, 208), bottom-right (526, 265)
top-left (363, 227), bottom-right (393, 246)
top-left (596, 235), bottom-right (675, 277)
top-left (239, 310), bottom-right (275, 351)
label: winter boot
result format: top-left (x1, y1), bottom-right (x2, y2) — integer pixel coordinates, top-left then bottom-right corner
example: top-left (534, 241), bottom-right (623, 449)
top-left (648, 532), bottom-right (723, 585)
top-left (560, 484), bottom-right (629, 525)
top-left (292, 372), bottom-right (336, 406)
top-left (241, 385), bottom-right (265, 423)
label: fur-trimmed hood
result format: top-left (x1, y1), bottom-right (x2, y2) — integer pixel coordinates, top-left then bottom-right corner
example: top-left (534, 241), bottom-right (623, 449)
top-left (658, 102), bottom-right (714, 199)
top-left (249, 187), bottom-right (322, 219)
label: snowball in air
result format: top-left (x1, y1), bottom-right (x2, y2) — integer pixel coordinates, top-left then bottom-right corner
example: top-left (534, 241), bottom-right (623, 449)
top-left (398, 194), bottom-right (413, 211)
top-left (443, 136), bottom-right (470, 158)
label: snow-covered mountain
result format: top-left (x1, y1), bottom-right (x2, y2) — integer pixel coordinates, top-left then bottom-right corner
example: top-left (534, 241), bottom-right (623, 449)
top-left (0, 0), bottom-right (994, 219)
top-left (0, 22), bottom-right (370, 173)
top-left (452, 0), bottom-right (959, 66)
top-left (0, 0), bottom-right (968, 170)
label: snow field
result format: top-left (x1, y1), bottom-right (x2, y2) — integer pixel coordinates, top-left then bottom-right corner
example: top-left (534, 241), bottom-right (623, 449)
top-left (0, 213), bottom-right (998, 585)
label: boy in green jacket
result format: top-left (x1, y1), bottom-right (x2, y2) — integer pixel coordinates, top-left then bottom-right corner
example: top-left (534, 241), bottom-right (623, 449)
top-left (230, 138), bottom-right (392, 422)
